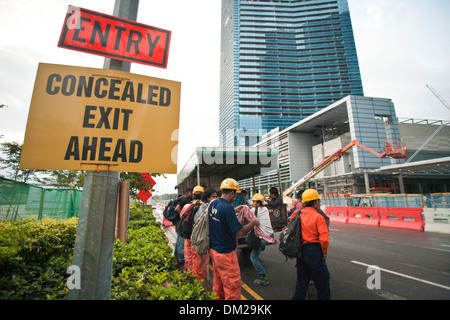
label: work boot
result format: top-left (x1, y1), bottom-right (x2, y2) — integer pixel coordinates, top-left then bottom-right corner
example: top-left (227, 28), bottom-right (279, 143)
top-left (254, 274), bottom-right (269, 286)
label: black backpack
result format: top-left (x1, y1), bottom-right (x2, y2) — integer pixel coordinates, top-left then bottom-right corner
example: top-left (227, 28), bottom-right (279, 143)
top-left (176, 203), bottom-right (200, 239)
top-left (163, 198), bottom-right (180, 223)
top-left (279, 209), bottom-right (303, 260)
top-left (245, 207), bottom-right (260, 250)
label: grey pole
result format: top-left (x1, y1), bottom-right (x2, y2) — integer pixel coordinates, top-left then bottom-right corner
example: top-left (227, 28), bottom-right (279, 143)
top-left (67, 0), bottom-right (139, 300)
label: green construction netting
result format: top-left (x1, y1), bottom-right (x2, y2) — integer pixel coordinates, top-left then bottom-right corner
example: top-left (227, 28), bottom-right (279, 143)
top-left (0, 177), bottom-right (82, 221)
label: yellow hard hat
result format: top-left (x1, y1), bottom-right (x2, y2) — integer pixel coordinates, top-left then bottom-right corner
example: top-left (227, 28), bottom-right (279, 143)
top-left (220, 178), bottom-right (239, 190)
top-left (302, 189), bottom-right (320, 202)
top-left (252, 193), bottom-right (265, 202)
top-left (193, 186), bottom-right (204, 194)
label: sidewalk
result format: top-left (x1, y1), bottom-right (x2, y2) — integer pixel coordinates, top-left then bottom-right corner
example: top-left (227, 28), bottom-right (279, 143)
top-left (152, 206), bottom-right (177, 249)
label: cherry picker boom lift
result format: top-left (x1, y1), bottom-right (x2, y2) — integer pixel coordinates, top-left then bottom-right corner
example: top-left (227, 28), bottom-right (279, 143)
top-left (282, 139), bottom-right (407, 204)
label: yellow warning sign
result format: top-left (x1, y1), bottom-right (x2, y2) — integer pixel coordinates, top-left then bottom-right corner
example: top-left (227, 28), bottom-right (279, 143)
top-left (20, 63), bottom-right (180, 173)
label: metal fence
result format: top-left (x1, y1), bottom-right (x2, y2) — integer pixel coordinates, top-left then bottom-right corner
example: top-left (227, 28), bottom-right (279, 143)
top-left (322, 193), bottom-right (450, 209)
top-left (0, 177), bottom-right (82, 221)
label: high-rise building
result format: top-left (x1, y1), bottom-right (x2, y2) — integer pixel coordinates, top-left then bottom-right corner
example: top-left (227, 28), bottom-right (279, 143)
top-left (219, 0), bottom-right (364, 146)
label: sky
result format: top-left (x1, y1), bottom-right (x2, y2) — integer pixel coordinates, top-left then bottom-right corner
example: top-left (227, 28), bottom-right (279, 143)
top-left (0, 0), bottom-right (449, 195)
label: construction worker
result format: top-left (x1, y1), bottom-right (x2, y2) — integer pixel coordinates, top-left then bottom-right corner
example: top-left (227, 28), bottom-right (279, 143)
top-left (266, 187), bottom-right (282, 207)
top-left (192, 187), bottom-right (217, 280)
top-left (292, 188), bottom-right (330, 300)
top-left (173, 188), bottom-right (193, 270)
top-left (288, 190), bottom-right (305, 218)
top-left (232, 189), bottom-right (248, 207)
top-left (208, 178), bottom-right (260, 300)
top-left (289, 189), bottom-right (330, 229)
top-left (182, 186), bottom-right (204, 272)
top-left (249, 193), bottom-right (274, 286)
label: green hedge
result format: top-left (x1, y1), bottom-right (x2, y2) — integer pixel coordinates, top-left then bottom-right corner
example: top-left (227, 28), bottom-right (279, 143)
top-left (0, 218), bottom-right (77, 299)
top-left (0, 203), bottom-right (215, 300)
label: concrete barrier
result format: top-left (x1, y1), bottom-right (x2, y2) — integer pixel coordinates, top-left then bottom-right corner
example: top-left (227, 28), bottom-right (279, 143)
top-left (423, 208), bottom-right (450, 234)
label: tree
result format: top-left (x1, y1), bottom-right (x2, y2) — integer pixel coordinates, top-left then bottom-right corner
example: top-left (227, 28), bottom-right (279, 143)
top-left (0, 141), bottom-right (46, 183)
top-left (0, 140), bottom-right (164, 199)
top-left (120, 172), bottom-right (162, 201)
top-left (46, 170), bottom-right (85, 188)
top-left (0, 104), bottom-right (6, 139)
top-left (45, 170), bottom-right (162, 201)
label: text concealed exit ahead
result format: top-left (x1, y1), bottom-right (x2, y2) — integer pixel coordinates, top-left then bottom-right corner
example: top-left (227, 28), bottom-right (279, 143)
top-left (20, 63), bottom-right (180, 173)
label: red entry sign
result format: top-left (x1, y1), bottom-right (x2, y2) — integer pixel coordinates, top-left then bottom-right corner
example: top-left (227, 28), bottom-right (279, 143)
top-left (58, 5), bottom-right (171, 68)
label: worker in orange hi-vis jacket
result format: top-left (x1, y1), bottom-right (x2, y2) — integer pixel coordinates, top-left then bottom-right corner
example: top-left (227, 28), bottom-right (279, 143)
top-left (292, 189), bottom-right (330, 300)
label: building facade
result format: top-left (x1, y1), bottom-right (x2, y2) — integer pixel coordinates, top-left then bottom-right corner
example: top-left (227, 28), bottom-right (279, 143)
top-left (219, 0), bottom-right (364, 146)
top-left (238, 95), bottom-right (450, 197)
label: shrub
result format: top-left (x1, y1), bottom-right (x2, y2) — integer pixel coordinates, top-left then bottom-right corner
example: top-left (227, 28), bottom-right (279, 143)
top-left (111, 202), bottom-right (215, 300)
top-left (0, 202), bottom-right (215, 300)
top-left (0, 218), bottom-right (77, 299)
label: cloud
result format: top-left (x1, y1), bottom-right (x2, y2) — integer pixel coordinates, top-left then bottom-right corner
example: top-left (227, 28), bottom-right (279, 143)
top-left (349, 0), bottom-right (450, 121)
top-left (365, 5), bottom-right (384, 30)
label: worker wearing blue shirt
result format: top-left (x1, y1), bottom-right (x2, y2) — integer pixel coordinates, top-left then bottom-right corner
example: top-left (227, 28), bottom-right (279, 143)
top-left (208, 178), bottom-right (259, 300)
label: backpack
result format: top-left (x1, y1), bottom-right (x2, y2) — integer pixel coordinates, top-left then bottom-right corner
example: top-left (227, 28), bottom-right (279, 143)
top-left (278, 209), bottom-right (303, 260)
top-left (191, 201), bottom-right (214, 255)
top-left (245, 207), bottom-right (260, 250)
top-left (288, 201), bottom-right (302, 218)
top-left (176, 203), bottom-right (199, 239)
top-left (163, 198), bottom-right (180, 223)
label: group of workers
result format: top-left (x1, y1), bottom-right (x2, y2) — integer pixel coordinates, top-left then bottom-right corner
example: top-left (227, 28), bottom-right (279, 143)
top-left (171, 178), bottom-right (330, 300)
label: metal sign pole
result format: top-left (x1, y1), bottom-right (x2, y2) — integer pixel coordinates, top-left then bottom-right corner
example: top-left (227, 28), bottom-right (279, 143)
top-left (67, 0), bottom-right (139, 300)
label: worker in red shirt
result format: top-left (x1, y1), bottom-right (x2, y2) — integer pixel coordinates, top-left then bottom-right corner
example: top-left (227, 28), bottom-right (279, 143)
top-left (292, 189), bottom-right (330, 300)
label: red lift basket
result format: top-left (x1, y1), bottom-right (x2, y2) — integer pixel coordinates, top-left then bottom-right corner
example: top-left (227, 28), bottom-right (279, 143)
top-left (383, 139), bottom-right (408, 159)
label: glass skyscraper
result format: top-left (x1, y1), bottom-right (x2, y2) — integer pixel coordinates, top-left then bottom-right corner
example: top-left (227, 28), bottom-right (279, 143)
top-left (219, 0), bottom-right (364, 146)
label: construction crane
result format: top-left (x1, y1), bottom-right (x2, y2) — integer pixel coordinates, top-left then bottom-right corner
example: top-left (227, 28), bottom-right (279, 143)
top-left (282, 139), bottom-right (407, 204)
top-left (426, 85), bottom-right (450, 111)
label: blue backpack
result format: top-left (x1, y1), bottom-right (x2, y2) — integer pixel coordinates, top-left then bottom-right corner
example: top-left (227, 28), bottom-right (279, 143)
top-left (163, 198), bottom-right (180, 223)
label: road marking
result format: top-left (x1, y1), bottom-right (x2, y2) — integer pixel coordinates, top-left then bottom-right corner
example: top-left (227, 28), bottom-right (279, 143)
top-left (373, 239), bottom-right (450, 253)
top-left (440, 244), bottom-right (450, 248)
top-left (378, 239), bottom-right (450, 253)
top-left (350, 260), bottom-right (450, 291)
top-left (337, 232), bottom-right (450, 253)
top-left (241, 281), bottom-right (264, 300)
top-left (375, 290), bottom-right (407, 300)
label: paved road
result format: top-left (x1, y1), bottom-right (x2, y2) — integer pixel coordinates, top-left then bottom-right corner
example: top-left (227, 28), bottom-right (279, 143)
top-left (238, 223), bottom-right (450, 300)
top-left (154, 207), bottom-right (450, 300)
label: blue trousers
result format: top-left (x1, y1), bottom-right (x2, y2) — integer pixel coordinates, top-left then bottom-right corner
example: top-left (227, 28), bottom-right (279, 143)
top-left (249, 235), bottom-right (274, 275)
top-left (174, 234), bottom-right (185, 262)
top-left (292, 243), bottom-right (330, 300)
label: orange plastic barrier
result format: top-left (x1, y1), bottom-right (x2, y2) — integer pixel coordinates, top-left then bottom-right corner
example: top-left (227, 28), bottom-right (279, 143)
top-left (347, 207), bottom-right (380, 226)
top-left (325, 206), bottom-right (348, 224)
top-left (379, 207), bottom-right (424, 231)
